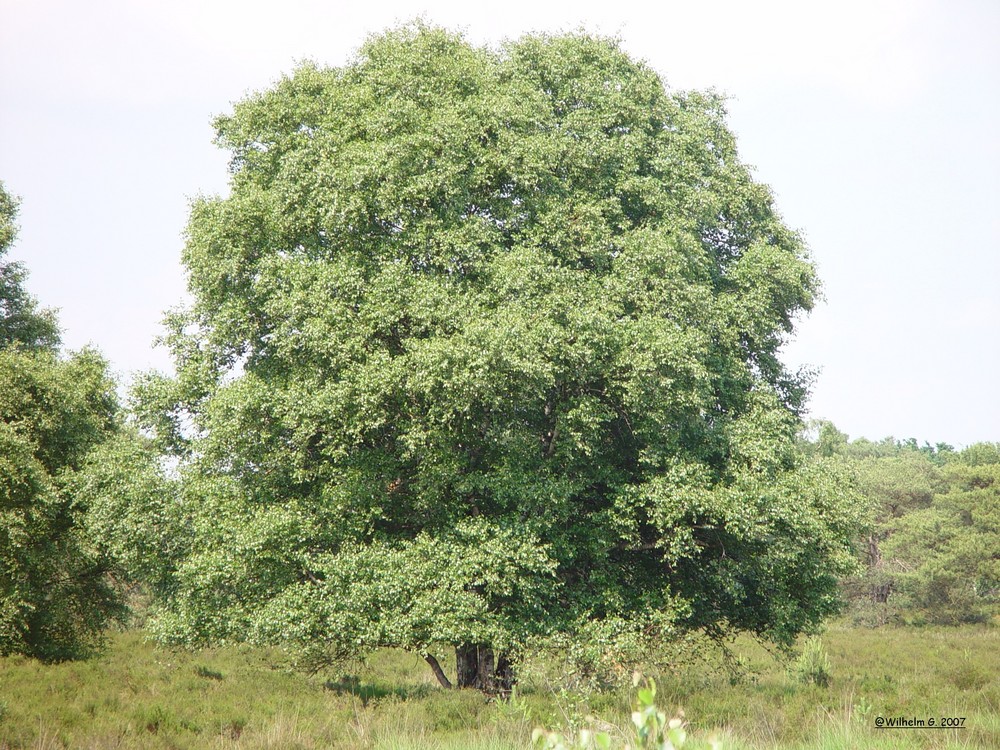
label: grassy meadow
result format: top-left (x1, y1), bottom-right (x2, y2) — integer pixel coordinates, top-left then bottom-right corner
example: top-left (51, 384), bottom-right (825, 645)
top-left (0, 623), bottom-right (997, 749)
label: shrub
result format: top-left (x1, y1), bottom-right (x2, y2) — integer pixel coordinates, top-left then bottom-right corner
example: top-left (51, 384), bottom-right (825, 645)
top-left (794, 636), bottom-right (831, 687)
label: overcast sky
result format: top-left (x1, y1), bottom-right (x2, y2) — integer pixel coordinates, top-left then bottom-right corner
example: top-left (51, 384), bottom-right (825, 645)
top-left (1, 0), bottom-right (997, 446)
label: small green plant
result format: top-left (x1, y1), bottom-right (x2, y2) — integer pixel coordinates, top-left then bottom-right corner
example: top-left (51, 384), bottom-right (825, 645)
top-left (532, 675), bottom-right (718, 749)
top-left (852, 695), bottom-right (873, 725)
top-left (795, 636), bottom-right (831, 687)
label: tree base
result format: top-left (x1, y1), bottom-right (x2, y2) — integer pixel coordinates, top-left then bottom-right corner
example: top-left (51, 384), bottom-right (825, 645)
top-left (455, 644), bottom-right (514, 697)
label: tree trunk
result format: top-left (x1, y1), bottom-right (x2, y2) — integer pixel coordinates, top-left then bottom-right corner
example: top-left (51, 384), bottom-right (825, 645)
top-left (494, 652), bottom-right (515, 698)
top-left (871, 580), bottom-right (893, 603)
top-left (455, 643), bottom-right (490, 689)
top-left (865, 534), bottom-right (882, 567)
top-left (455, 643), bottom-right (515, 696)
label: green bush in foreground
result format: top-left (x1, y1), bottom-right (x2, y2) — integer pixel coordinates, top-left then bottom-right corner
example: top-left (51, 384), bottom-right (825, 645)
top-left (533, 677), bottom-right (719, 750)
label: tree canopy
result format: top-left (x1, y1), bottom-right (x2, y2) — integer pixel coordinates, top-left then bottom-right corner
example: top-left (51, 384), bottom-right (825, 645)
top-left (134, 25), bottom-right (862, 689)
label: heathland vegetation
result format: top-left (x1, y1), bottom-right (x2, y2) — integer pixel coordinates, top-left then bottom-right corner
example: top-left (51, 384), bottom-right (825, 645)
top-left (1, 23), bottom-right (997, 750)
top-left (0, 624), bottom-right (996, 748)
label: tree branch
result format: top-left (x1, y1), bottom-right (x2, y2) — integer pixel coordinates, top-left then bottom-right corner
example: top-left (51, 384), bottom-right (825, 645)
top-left (544, 421), bottom-right (559, 458)
top-left (424, 654), bottom-right (453, 689)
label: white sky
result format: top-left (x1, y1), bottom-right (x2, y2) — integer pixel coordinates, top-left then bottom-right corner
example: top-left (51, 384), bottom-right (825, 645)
top-left (1, 0), bottom-right (997, 446)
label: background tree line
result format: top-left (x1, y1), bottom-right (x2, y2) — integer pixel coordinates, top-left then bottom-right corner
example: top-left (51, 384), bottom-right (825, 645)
top-left (803, 421), bottom-right (999, 627)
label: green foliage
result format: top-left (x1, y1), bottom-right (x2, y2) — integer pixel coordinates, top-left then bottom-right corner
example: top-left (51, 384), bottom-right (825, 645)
top-left (136, 23), bottom-right (861, 680)
top-left (70, 433), bottom-right (182, 598)
top-left (0, 346), bottom-right (123, 660)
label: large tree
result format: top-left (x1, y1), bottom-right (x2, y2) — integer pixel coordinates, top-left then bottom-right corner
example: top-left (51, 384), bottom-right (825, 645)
top-left (136, 25), bottom-right (862, 691)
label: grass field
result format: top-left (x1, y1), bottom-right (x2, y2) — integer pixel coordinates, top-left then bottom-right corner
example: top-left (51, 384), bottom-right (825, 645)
top-left (0, 623), bottom-right (996, 749)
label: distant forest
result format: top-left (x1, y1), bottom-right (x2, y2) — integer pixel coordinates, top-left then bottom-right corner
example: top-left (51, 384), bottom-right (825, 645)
top-left (802, 422), bottom-right (999, 627)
